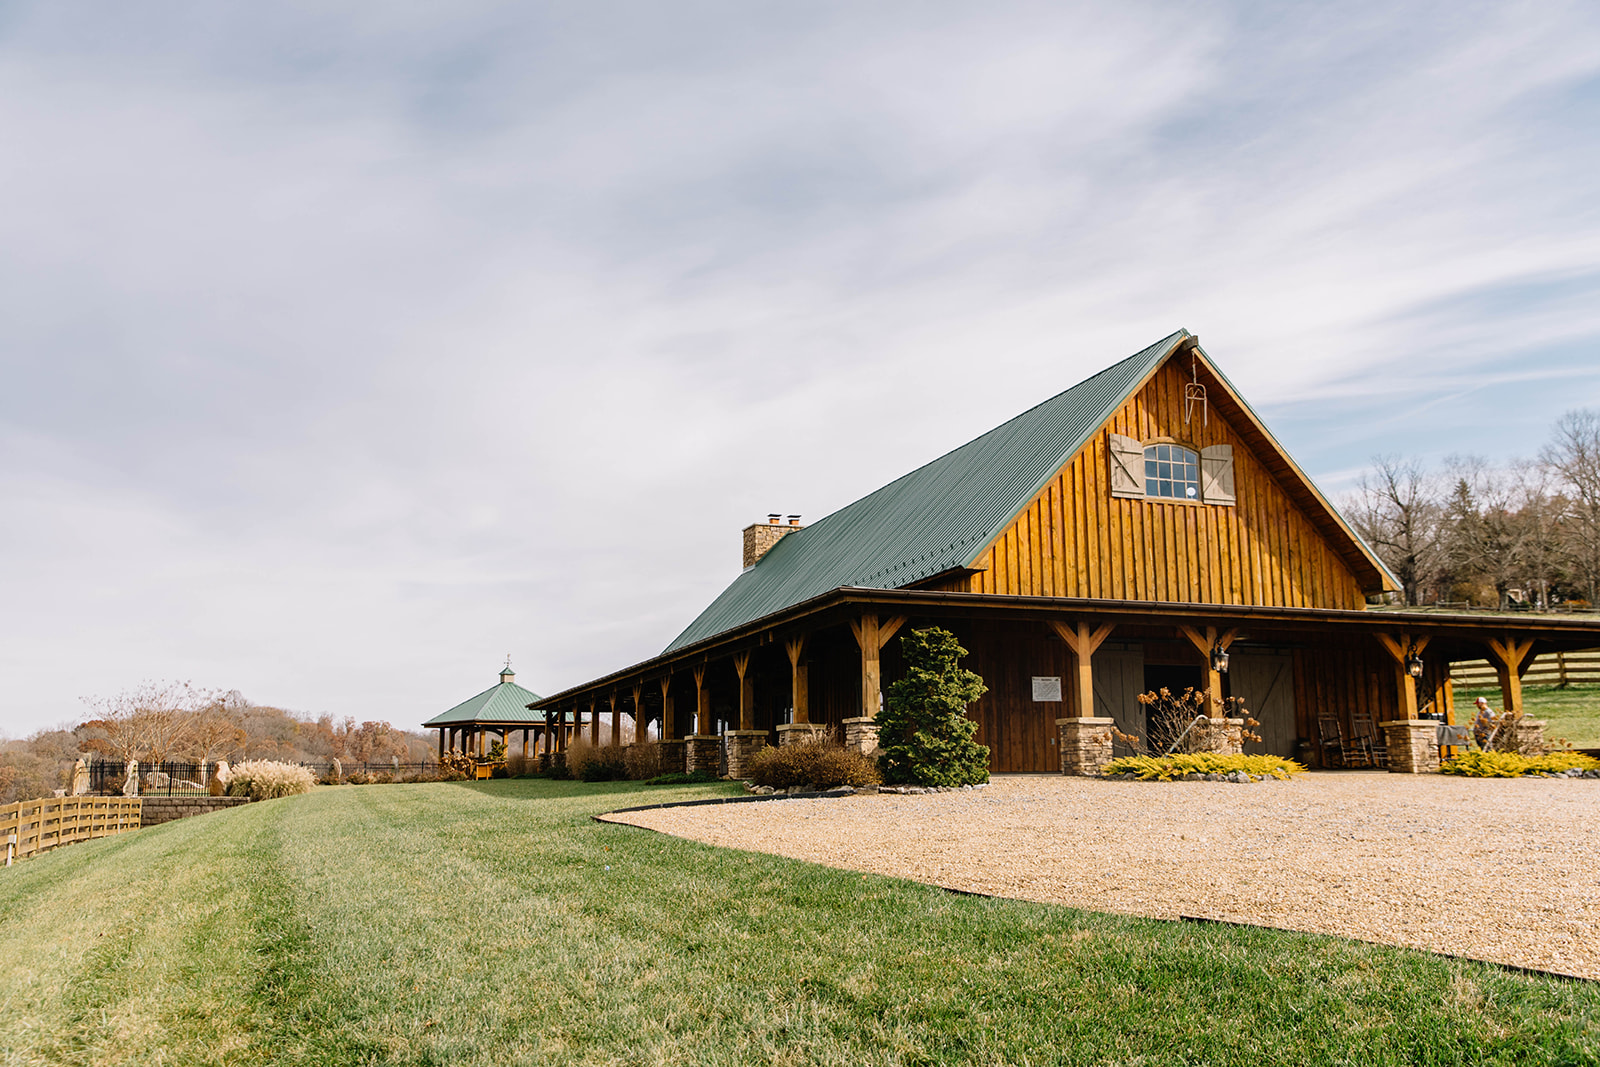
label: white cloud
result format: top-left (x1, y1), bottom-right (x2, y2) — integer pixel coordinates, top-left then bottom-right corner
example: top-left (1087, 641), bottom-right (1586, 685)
top-left (2, 0), bottom-right (1599, 733)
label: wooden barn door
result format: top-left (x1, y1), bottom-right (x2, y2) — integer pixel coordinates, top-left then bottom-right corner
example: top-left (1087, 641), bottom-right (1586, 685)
top-left (1093, 647), bottom-right (1145, 757)
top-left (1231, 651), bottom-right (1296, 757)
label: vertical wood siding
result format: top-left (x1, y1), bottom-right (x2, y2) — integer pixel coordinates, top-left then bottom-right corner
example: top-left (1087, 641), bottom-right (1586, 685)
top-left (958, 361), bottom-right (1367, 609)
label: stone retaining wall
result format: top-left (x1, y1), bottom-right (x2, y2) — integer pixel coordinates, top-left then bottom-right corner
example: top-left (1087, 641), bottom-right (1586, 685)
top-left (140, 795), bottom-right (252, 827)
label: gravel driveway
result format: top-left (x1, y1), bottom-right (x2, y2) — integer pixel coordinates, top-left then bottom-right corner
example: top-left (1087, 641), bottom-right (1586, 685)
top-left (603, 772), bottom-right (1600, 979)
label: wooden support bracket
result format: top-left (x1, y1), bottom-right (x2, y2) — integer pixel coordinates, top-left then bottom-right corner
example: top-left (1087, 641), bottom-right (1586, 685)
top-left (1049, 620), bottom-right (1115, 718)
top-left (1050, 620), bottom-right (1115, 658)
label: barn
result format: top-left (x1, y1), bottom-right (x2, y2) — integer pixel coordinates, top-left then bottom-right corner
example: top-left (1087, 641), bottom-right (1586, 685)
top-left (531, 331), bottom-right (1600, 776)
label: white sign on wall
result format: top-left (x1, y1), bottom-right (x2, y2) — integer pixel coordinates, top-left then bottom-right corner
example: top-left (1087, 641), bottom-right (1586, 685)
top-left (1031, 676), bottom-right (1062, 702)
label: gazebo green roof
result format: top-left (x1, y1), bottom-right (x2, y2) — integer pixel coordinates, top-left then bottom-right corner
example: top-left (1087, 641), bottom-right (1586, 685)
top-left (422, 675), bottom-right (546, 728)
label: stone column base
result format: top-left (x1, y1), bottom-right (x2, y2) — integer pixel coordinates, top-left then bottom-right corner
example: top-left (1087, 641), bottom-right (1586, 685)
top-left (1057, 717), bottom-right (1114, 776)
top-left (1506, 718), bottom-right (1547, 756)
top-left (1216, 718), bottom-right (1246, 756)
top-left (842, 717), bottom-right (880, 758)
top-left (1381, 720), bottom-right (1440, 773)
top-left (657, 739), bottom-right (687, 774)
top-left (685, 736), bottom-right (723, 775)
top-left (725, 730), bottom-right (768, 779)
top-left (776, 723), bottom-right (827, 747)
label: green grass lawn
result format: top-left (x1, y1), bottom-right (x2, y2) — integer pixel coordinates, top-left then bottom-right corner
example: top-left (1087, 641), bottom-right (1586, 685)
top-left (1455, 684), bottom-right (1600, 748)
top-left (1, 780), bottom-right (1596, 1066)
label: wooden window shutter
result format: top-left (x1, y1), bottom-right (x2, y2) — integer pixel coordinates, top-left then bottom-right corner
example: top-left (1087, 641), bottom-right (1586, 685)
top-left (1108, 434), bottom-right (1144, 498)
top-left (1200, 444), bottom-right (1236, 505)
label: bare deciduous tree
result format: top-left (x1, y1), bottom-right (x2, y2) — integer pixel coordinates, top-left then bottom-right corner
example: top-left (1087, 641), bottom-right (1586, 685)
top-left (1347, 455), bottom-right (1445, 605)
top-left (79, 681), bottom-right (210, 763)
top-left (179, 691), bottom-right (248, 764)
top-left (1542, 408), bottom-right (1600, 604)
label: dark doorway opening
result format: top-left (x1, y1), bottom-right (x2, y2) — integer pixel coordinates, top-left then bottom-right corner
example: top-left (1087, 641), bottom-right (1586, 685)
top-left (1142, 664), bottom-right (1205, 750)
top-left (1143, 664), bottom-right (1204, 700)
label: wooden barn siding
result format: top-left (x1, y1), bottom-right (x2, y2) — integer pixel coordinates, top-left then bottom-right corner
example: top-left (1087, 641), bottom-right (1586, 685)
top-left (959, 361), bottom-right (1366, 609)
top-left (954, 621), bottom-right (1068, 773)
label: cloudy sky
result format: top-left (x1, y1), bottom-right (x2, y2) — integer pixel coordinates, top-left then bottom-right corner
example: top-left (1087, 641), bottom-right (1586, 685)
top-left (3, 1), bottom-right (1598, 736)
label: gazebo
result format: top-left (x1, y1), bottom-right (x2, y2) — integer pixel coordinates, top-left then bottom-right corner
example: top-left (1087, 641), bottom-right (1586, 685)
top-left (423, 662), bottom-right (550, 760)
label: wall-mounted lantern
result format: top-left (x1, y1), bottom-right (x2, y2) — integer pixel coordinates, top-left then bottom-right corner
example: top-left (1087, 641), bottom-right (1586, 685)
top-left (1406, 649), bottom-right (1425, 679)
top-left (1210, 644), bottom-right (1230, 674)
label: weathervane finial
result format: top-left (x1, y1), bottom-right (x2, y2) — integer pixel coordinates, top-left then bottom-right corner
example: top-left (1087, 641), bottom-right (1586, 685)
top-left (503, 652), bottom-right (513, 671)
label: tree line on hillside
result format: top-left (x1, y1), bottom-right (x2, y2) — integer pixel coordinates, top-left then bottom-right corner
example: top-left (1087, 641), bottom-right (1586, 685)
top-left (0, 683), bottom-right (433, 804)
top-left (1344, 409), bottom-right (1600, 610)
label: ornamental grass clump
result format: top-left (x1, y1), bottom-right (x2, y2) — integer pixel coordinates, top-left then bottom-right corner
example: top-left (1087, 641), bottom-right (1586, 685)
top-left (1441, 751), bottom-right (1600, 778)
top-left (747, 741), bottom-right (880, 789)
top-left (877, 627), bottom-right (990, 786)
top-left (1102, 753), bottom-right (1307, 781)
top-left (623, 741), bottom-right (661, 781)
top-left (225, 759), bottom-right (316, 800)
top-left (565, 740), bottom-right (628, 782)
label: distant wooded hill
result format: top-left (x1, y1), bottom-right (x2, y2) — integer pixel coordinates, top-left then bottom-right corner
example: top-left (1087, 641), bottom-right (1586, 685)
top-left (1, 690), bottom-right (432, 804)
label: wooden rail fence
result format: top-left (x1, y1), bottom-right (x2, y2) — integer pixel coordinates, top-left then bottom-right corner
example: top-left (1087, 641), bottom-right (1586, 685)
top-left (1450, 648), bottom-right (1600, 688)
top-left (2, 795), bottom-right (142, 866)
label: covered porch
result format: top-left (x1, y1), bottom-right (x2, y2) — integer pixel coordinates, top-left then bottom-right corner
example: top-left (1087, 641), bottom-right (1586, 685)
top-left (531, 588), bottom-right (1600, 778)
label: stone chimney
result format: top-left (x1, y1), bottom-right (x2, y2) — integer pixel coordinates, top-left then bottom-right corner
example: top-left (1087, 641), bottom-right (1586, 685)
top-left (742, 513), bottom-right (802, 569)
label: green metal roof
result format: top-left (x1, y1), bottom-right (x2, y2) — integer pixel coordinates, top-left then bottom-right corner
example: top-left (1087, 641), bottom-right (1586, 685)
top-left (664, 331), bottom-right (1190, 652)
top-left (421, 678), bottom-right (547, 728)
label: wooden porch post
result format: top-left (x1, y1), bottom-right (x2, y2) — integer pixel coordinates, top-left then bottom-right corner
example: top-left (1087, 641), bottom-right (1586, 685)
top-left (849, 614), bottom-right (906, 718)
top-left (591, 697), bottom-right (603, 746)
top-left (1374, 632), bottom-right (1436, 773)
top-left (692, 664), bottom-right (713, 735)
top-left (1375, 633), bottom-right (1432, 719)
top-left (1484, 636), bottom-right (1536, 716)
top-left (1050, 620), bottom-right (1115, 717)
top-left (733, 652), bottom-right (755, 731)
top-left (785, 637), bottom-right (808, 724)
top-left (1049, 619), bottom-right (1116, 776)
top-left (522, 728), bottom-right (529, 759)
top-left (1179, 625), bottom-right (1238, 714)
top-left (438, 729), bottom-right (445, 758)
top-left (659, 675), bottom-right (675, 741)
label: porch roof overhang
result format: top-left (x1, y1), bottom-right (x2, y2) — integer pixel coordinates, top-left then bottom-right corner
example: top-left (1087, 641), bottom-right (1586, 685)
top-left (531, 587), bottom-right (1600, 708)
top-left (426, 715), bottom-right (550, 729)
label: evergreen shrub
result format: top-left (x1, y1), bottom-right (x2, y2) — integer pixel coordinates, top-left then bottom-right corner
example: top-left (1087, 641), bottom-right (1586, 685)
top-left (644, 769), bottom-right (720, 785)
top-left (877, 627), bottom-right (990, 786)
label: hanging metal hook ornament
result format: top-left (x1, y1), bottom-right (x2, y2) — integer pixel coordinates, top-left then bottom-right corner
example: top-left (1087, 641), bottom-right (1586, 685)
top-left (1183, 354), bottom-right (1208, 426)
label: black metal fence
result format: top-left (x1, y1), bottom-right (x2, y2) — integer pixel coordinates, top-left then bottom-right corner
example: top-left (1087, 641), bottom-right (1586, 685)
top-left (88, 759), bottom-right (210, 796)
top-left (88, 758), bottom-right (443, 795)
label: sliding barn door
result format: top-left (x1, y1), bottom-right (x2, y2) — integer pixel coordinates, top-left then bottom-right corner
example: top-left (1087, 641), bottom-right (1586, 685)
top-left (1092, 647), bottom-right (1145, 757)
top-left (1230, 651), bottom-right (1296, 757)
